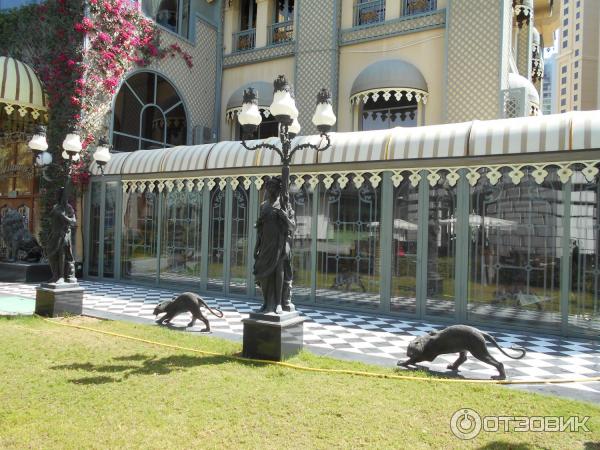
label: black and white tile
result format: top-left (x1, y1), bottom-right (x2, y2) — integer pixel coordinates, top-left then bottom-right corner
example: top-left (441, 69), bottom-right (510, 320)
top-left (2, 280), bottom-right (599, 398)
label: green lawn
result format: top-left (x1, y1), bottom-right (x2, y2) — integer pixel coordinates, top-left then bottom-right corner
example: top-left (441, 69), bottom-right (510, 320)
top-left (0, 316), bottom-right (598, 449)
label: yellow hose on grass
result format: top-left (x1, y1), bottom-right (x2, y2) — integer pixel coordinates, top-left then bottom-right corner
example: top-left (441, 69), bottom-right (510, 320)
top-left (42, 316), bottom-right (600, 386)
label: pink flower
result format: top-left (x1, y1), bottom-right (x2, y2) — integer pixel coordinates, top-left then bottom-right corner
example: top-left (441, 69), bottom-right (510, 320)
top-left (82, 17), bottom-right (94, 29)
top-left (102, 51), bottom-right (115, 61)
top-left (98, 32), bottom-right (111, 42)
top-left (102, 76), bottom-right (119, 90)
top-left (67, 59), bottom-right (76, 68)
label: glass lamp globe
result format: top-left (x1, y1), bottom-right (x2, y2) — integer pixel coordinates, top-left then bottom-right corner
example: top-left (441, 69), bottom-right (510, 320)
top-left (269, 75), bottom-right (298, 124)
top-left (28, 125), bottom-right (48, 153)
top-left (238, 88), bottom-right (262, 136)
top-left (312, 88), bottom-right (337, 134)
top-left (93, 137), bottom-right (112, 167)
top-left (62, 129), bottom-right (83, 155)
top-left (288, 118), bottom-right (301, 138)
top-left (62, 150), bottom-right (80, 162)
top-left (35, 151), bottom-right (53, 167)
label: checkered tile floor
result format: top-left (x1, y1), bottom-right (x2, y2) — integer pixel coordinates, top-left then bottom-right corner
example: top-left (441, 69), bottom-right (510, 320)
top-left (2, 280), bottom-right (599, 397)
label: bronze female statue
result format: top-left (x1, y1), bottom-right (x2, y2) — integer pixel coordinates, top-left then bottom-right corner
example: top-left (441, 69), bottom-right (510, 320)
top-left (253, 177), bottom-right (296, 314)
top-left (46, 187), bottom-right (77, 284)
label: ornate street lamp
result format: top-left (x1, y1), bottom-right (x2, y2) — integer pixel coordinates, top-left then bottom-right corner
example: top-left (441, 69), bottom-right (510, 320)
top-left (238, 75), bottom-right (335, 214)
top-left (237, 74), bottom-right (336, 360)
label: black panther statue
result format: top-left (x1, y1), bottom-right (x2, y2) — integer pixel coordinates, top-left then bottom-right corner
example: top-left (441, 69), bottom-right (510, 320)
top-left (154, 292), bottom-right (224, 332)
top-left (397, 325), bottom-right (526, 380)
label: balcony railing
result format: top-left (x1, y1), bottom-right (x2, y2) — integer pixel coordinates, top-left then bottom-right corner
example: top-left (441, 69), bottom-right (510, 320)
top-left (269, 20), bottom-right (294, 45)
top-left (233, 28), bottom-right (256, 52)
top-left (354, 0), bottom-right (385, 27)
top-left (404, 0), bottom-right (437, 16)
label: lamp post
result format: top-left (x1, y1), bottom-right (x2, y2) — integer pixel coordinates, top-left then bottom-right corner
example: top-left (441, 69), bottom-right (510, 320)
top-left (28, 125), bottom-right (111, 284)
top-left (238, 74), bottom-right (336, 208)
top-left (237, 75), bottom-right (336, 360)
top-left (27, 125), bottom-right (112, 316)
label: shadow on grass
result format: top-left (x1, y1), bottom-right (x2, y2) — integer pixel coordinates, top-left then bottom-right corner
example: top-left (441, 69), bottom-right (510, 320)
top-left (394, 364), bottom-right (470, 380)
top-left (477, 443), bottom-right (537, 450)
top-left (51, 352), bottom-right (268, 385)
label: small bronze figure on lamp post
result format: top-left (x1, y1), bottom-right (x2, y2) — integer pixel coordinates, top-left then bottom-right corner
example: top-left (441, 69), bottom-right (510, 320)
top-left (238, 75), bottom-right (337, 315)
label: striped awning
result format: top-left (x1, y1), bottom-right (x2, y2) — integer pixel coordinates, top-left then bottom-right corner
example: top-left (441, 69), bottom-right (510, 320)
top-left (93, 110), bottom-right (600, 176)
top-left (388, 122), bottom-right (471, 159)
top-left (571, 110), bottom-right (600, 151)
top-left (0, 56), bottom-right (47, 120)
top-left (318, 130), bottom-right (389, 164)
top-left (120, 147), bottom-right (172, 175)
top-left (469, 113), bottom-right (570, 156)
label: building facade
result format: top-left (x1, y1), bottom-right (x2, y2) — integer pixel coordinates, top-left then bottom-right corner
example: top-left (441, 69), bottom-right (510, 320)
top-left (4, 0), bottom-right (600, 339)
top-left (555, 0), bottom-right (600, 112)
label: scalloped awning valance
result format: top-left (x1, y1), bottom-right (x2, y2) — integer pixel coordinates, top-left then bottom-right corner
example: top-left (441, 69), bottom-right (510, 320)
top-left (350, 59), bottom-right (429, 105)
top-left (0, 56), bottom-right (47, 121)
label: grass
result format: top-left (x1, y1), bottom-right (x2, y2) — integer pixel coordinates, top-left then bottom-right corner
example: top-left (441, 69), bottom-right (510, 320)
top-left (1, 316), bottom-right (598, 449)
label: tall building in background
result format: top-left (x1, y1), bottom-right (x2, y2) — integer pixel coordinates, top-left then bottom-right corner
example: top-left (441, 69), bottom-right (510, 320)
top-left (543, 49), bottom-right (557, 114)
top-left (556, 0), bottom-right (600, 112)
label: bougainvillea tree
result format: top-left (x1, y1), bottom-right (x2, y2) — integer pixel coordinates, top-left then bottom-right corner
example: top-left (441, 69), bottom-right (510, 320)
top-left (0, 0), bottom-right (192, 245)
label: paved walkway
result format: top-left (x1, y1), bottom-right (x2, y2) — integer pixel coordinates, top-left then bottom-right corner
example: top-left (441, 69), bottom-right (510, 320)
top-left (2, 280), bottom-right (599, 404)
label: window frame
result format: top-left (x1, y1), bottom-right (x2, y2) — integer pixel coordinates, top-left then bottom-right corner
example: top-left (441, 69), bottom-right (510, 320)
top-left (141, 0), bottom-right (191, 39)
top-left (111, 71), bottom-right (188, 152)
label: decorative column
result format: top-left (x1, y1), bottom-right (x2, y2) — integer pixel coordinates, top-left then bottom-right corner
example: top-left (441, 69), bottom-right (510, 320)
top-left (294, 0), bottom-right (340, 135)
top-left (255, 0), bottom-right (273, 48)
top-left (223, 0), bottom-right (237, 54)
top-left (341, 0), bottom-right (354, 29)
top-left (515, 17), bottom-right (532, 79)
top-left (385, 0), bottom-right (401, 21)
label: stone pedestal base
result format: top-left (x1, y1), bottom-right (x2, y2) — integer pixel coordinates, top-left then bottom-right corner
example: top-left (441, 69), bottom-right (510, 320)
top-left (242, 311), bottom-right (306, 361)
top-left (35, 282), bottom-right (84, 317)
top-left (0, 262), bottom-right (52, 282)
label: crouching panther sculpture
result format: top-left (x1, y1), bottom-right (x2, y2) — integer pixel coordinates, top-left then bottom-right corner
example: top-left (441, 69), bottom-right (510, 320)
top-left (0, 208), bottom-right (43, 263)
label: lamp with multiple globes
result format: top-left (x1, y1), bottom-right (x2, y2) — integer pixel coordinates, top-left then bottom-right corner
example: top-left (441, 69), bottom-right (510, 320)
top-left (28, 128), bottom-right (112, 171)
top-left (237, 75), bottom-right (336, 319)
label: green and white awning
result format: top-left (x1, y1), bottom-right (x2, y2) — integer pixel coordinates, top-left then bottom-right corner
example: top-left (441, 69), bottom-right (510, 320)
top-left (91, 111), bottom-right (600, 189)
top-left (0, 56), bottom-right (47, 121)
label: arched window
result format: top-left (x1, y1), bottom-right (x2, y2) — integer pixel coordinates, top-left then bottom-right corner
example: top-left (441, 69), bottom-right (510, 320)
top-left (350, 59), bottom-right (429, 131)
top-left (361, 95), bottom-right (418, 130)
top-left (112, 72), bottom-right (187, 152)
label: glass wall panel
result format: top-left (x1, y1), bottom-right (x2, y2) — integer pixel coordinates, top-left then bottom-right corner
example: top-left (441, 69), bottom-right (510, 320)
top-left (88, 183), bottom-right (101, 277)
top-left (316, 177), bottom-right (381, 310)
top-left (103, 182), bottom-right (118, 278)
top-left (290, 183), bottom-right (313, 302)
top-left (229, 185), bottom-right (249, 294)
top-left (468, 168), bottom-right (562, 328)
top-left (391, 176), bottom-right (419, 314)
top-left (159, 190), bottom-right (202, 284)
top-left (208, 188), bottom-right (226, 291)
top-left (568, 167), bottom-right (600, 336)
top-left (121, 190), bottom-right (159, 283)
top-left (426, 173), bottom-right (457, 318)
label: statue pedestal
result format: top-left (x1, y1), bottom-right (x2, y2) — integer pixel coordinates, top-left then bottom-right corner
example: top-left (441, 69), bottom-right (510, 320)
top-left (35, 282), bottom-right (84, 317)
top-left (242, 311), bottom-right (306, 361)
top-left (0, 262), bottom-right (52, 283)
